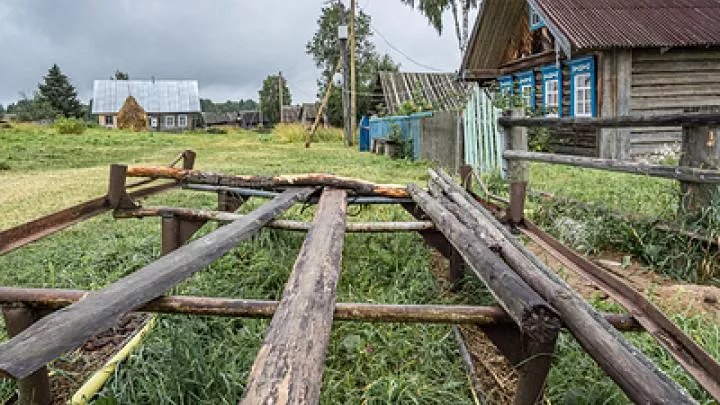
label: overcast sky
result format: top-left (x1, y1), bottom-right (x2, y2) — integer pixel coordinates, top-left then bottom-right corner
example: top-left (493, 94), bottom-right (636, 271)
top-left (0, 0), bottom-right (477, 107)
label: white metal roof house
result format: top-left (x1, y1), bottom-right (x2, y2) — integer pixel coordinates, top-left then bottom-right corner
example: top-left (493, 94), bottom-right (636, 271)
top-left (91, 79), bottom-right (201, 131)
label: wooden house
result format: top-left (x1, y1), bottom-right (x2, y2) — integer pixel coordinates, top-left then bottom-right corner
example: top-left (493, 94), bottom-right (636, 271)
top-left (92, 79), bottom-right (201, 131)
top-left (460, 0), bottom-right (720, 158)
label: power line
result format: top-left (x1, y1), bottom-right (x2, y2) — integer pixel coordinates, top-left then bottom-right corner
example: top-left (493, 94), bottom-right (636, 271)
top-left (370, 25), bottom-right (444, 72)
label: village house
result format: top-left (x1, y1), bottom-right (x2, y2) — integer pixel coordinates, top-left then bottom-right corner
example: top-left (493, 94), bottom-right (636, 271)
top-left (92, 79), bottom-right (201, 131)
top-left (460, 0), bottom-right (720, 159)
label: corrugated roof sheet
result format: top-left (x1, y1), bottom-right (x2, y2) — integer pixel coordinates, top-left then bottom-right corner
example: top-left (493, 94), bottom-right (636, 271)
top-left (534, 0), bottom-right (720, 49)
top-left (92, 80), bottom-right (201, 114)
top-left (372, 72), bottom-right (471, 115)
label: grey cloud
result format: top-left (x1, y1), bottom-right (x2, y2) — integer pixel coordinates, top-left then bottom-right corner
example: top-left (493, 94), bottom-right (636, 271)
top-left (0, 0), bottom-right (468, 106)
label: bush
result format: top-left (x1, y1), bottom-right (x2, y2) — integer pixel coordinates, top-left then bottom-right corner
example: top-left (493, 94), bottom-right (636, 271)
top-left (55, 117), bottom-right (87, 134)
top-left (206, 127), bottom-right (228, 135)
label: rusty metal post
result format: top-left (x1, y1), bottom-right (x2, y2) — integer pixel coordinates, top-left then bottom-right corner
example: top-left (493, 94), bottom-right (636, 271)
top-left (506, 108), bottom-right (528, 225)
top-left (2, 306), bottom-right (51, 405)
top-left (480, 323), bottom-right (558, 405)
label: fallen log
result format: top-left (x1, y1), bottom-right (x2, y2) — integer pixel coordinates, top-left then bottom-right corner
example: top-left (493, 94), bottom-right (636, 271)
top-left (240, 189), bottom-right (347, 405)
top-left (0, 188), bottom-right (315, 380)
top-left (126, 166), bottom-right (409, 198)
top-left (498, 112), bottom-right (720, 130)
top-left (113, 206), bottom-right (435, 232)
top-left (431, 169), bottom-right (696, 404)
top-left (407, 184), bottom-right (560, 343)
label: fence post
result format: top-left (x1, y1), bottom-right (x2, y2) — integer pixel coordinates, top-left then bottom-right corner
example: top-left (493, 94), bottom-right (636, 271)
top-left (505, 108), bottom-right (529, 225)
top-left (2, 306), bottom-right (51, 405)
top-left (680, 106), bottom-right (720, 215)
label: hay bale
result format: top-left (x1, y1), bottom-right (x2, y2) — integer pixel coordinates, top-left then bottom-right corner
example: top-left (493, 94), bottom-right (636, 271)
top-left (117, 96), bottom-right (148, 131)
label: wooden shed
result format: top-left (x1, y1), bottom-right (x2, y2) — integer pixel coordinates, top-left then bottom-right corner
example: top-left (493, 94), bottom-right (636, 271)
top-left (460, 0), bottom-right (720, 159)
top-left (371, 72), bottom-right (471, 116)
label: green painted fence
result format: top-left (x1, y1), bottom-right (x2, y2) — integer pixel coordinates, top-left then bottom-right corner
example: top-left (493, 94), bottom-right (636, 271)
top-left (464, 86), bottom-right (505, 178)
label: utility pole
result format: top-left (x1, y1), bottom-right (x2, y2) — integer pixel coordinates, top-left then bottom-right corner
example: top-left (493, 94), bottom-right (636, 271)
top-left (338, 3), bottom-right (352, 146)
top-left (278, 71), bottom-right (284, 123)
top-left (349, 0), bottom-right (357, 146)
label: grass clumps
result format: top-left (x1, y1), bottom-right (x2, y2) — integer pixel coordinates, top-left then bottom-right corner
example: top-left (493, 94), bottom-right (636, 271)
top-left (55, 117), bottom-right (87, 134)
top-left (275, 123), bottom-right (342, 143)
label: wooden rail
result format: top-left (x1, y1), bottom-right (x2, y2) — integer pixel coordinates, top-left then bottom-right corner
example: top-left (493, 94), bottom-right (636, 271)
top-left (114, 206), bottom-right (435, 232)
top-left (498, 112), bottom-right (720, 129)
top-left (0, 188), bottom-right (315, 379)
top-left (241, 189), bottom-right (347, 404)
top-left (126, 167), bottom-right (409, 198)
top-left (503, 150), bottom-right (720, 184)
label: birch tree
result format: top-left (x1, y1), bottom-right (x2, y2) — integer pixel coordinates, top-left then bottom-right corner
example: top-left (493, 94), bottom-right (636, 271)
top-left (400, 0), bottom-right (479, 54)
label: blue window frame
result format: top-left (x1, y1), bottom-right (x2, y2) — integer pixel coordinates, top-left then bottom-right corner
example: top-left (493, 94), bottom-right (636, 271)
top-left (515, 71), bottom-right (536, 109)
top-left (540, 65), bottom-right (562, 117)
top-left (498, 75), bottom-right (514, 95)
top-left (569, 57), bottom-right (597, 117)
top-left (529, 5), bottom-right (545, 31)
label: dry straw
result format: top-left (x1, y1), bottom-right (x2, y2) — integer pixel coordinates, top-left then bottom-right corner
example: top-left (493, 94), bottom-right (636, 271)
top-left (117, 96), bottom-right (148, 132)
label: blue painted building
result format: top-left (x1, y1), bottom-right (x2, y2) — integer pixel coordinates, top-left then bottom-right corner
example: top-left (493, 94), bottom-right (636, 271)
top-left (460, 0), bottom-right (720, 158)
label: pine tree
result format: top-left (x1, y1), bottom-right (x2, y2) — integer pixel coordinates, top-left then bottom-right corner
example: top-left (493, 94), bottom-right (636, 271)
top-left (37, 64), bottom-right (84, 118)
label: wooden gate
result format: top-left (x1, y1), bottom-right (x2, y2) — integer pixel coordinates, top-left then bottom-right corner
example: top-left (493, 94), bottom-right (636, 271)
top-left (464, 86), bottom-right (505, 177)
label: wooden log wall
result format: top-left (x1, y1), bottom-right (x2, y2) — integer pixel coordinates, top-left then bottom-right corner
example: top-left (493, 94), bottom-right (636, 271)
top-left (630, 48), bottom-right (720, 157)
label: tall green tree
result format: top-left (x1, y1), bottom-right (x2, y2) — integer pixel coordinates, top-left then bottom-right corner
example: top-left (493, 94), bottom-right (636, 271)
top-left (258, 75), bottom-right (291, 124)
top-left (37, 64), bottom-right (84, 118)
top-left (306, 3), bottom-right (399, 126)
top-left (400, 0), bottom-right (478, 53)
top-left (113, 70), bottom-right (129, 80)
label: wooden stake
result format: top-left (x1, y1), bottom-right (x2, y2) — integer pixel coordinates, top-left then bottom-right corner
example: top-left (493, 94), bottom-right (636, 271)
top-left (306, 59), bottom-right (341, 148)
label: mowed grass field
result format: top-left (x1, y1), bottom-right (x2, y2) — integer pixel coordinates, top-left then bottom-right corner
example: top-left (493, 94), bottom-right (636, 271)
top-left (0, 124), bottom-right (717, 404)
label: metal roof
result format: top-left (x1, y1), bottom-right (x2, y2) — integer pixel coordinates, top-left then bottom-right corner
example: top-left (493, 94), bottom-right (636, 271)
top-left (462, 0), bottom-right (720, 72)
top-left (372, 72), bottom-right (471, 115)
top-left (92, 80), bottom-right (201, 114)
top-left (533, 0), bottom-right (720, 49)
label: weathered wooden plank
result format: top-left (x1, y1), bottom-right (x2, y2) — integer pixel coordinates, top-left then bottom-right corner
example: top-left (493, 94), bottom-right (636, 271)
top-left (240, 189), bottom-right (347, 405)
top-left (497, 112), bottom-right (720, 129)
top-left (408, 184), bottom-right (560, 343)
top-left (126, 168), bottom-right (408, 198)
top-left (632, 61), bottom-right (720, 73)
top-left (431, 169), bottom-right (696, 404)
top-left (632, 84), bottom-right (720, 98)
top-left (633, 49), bottom-right (720, 62)
top-left (503, 150), bottom-right (720, 183)
top-left (680, 107), bottom-right (720, 214)
top-left (0, 188), bottom-right (315, 380)
top-left (631, 97), bottom-right (720, 110)
top-left (632, 74), bottom-right (720, 87)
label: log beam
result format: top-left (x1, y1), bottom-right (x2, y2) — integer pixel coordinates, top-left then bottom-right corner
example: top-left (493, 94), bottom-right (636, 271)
top-left (114, 206), bottom-right (434, 233)
top-left (0, 288), bottom-right (641, 331)
top-left (498, 112), bottom-right (720, 129)
top-left (240, 189), bottom-right (347, 405)
top-left (126, 167), bottom-right (409, 198)
top-left (0, 188), bottom-right (315, 380)
top-left (431, 168), bottom-right (696, 404)
top-left (408, 184), bottom-right (560, 343)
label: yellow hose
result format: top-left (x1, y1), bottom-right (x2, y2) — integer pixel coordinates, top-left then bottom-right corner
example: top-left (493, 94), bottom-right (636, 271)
top-left (71, 316), bottom-right (157, 405)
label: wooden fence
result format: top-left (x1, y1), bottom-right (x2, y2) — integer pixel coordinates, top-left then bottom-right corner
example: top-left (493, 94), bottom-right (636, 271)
top-left (464, 86), bottom-right (504, 177)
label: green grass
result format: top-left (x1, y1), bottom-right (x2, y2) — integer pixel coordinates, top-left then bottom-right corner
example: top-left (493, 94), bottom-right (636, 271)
top-left (0, 124), bottom-right (717, 404)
